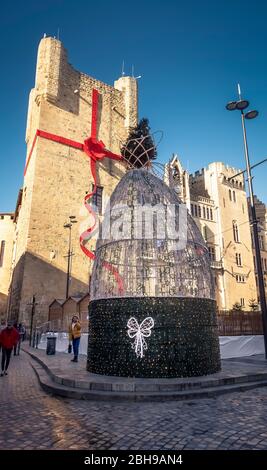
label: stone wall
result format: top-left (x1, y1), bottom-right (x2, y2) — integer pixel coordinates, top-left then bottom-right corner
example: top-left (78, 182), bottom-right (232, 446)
top-left (9, 37), bottom-right (138, 326)
top-left (0, 214), bottom-right (15, 318)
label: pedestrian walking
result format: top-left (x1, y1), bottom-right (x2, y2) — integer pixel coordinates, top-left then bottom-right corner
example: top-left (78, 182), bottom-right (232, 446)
top-left (0, 321), bottom-right (20, 376)
top-left (0, 320), bottom-right (6, 353)
top-left (68, 315), bottom-right (81, 363)
top-left (13, 323), bottom-right (25, 356)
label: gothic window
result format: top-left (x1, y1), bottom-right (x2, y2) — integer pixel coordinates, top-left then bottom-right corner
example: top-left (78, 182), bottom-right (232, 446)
top-left (208, 246), bottom-right (215, 261)
top-left (203, 225), bottom-right (208, 241)
top-left (0, 240), bottom-right (5, 267)
top-left (91, 185), bottom-right (103, 215)
top-left (210, 208), bottom-right (213, 220)
top-left (206, 207), bottom-right (210, 220)
top-left (240, 298), bottom-right (245, 307)
top-left (198, 206), bottom-right (201, 218)
top-left (203, 206), bottom-right (206, 218)
top-left (233, 221), bottom-right (240, 242)
top-left (229, 189), bottom-right (232, 201)
top-left (233, 191), bottom-right (236, 202)
top-left (236, 253), bottom-right (242, 266)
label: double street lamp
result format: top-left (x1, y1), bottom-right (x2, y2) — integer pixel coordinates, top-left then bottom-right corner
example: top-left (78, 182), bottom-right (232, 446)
top-left (226, 85), bottom-right (267, 358)
top-left (64, 215), bottom-right (77, 299)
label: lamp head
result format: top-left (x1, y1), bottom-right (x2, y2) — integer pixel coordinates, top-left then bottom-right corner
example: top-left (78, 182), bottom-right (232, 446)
top-left (236, 99), bottom-right (249, 110)
top-left (245, 110), bottom-right (259, 120)
top-left (226, 101), bottom-right (237, 111)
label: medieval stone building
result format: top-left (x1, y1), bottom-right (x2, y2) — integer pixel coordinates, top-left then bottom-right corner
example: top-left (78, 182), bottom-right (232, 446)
top-left (165, 156), bottom-right (266, 310)
top-left (3, 36), bottom-right (138, 325)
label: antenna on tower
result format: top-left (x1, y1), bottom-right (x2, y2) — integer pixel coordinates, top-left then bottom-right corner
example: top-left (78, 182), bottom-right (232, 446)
top-left (237, 83), bottom-right (242, 100)
top-left (57, 28), bottom-right (60, 40)
top-left (121, 60), bottom-right (125, 76)
top-left (43, 33), bottom-right (47, 38)
top-left (131, 64), bottom-right (142, 79)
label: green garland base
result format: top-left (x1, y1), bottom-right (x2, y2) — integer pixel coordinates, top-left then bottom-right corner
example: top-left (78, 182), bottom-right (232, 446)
top-left (87, 297), bottom-right (221, 378)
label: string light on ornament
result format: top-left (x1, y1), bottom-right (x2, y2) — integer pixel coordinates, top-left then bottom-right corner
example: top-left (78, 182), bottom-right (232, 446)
top-left (127, 317), bottom-right (154, 358)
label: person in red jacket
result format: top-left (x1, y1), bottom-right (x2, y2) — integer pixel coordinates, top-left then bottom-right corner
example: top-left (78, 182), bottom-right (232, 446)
top-left (0, 321), bottom-right (19, 376)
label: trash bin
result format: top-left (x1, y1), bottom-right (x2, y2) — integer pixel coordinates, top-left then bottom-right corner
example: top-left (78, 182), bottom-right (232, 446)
top-left (46, 336), bottom-right (56, 355)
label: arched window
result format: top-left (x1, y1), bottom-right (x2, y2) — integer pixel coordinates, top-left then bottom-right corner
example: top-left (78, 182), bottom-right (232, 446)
top-left (92, 185), bottom-right (103, 215)
top-left (229, 189), bottom-right (232, 201)
top-left (233, 191), bottom-right (236, 203)
top-left (210, 208), bottom-right (213, 220)
top-left (236, 253), bottom-right (242, 266)
top-left (203, 225), bottom-right (208, 241)
top-left (233, 221), bottom-right (239, 242)
top-left (0, 240), bottom-right (5, 267)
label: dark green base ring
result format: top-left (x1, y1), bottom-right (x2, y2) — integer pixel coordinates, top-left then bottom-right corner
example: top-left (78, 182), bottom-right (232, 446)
top-left (87, 297), bottom-right (221, 378)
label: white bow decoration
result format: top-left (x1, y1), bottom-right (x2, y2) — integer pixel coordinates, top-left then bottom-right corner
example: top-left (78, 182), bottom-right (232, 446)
top-left (127, 317), bottom-right (154, 358)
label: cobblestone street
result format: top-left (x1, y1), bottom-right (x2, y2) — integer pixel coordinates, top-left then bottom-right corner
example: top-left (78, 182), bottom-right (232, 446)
top-left (0, 351), bottom-right (267, 450)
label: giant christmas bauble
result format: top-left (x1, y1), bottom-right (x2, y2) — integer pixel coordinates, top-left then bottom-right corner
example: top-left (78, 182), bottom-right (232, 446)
top-left (87, 169), bottom-right (221, 377)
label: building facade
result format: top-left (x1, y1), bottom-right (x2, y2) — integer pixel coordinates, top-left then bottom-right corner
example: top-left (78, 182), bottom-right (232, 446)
top-left (166, 156), bottom-right (259, 310)
top-left (5, 36), bottom-right (138, 326)
top-left (0, 213), bottom-right (15, 319)
top-left (249, 196), bottom-right (267, 302)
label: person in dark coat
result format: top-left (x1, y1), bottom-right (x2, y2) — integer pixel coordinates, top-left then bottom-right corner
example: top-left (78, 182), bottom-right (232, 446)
top-left (0, 320), bottom-right (6, 353)
top-left (13, 323), bottom-right (25, 356)
top-left (0, 321), bottom-right (20, 376)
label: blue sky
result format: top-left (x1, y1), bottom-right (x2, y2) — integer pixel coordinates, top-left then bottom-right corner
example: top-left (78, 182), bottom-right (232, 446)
top-left (1, 0), bottom-right (267, 211)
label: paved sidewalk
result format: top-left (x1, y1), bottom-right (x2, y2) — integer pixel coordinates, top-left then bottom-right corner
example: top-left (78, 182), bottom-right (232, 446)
top-left (0, 351), bottom-right (267, 449)
top-left (23, 345), bottom-right (267, 400)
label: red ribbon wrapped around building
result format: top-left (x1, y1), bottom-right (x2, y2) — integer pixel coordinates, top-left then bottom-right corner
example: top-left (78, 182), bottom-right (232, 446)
top-left (24, 88), bottom-right (124, 293)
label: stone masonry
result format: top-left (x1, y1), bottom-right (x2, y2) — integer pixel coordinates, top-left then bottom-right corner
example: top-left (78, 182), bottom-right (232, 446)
top-left (8, 37), bottom-right (138, 326)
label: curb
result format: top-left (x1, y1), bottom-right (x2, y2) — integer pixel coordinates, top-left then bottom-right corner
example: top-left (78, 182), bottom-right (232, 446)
top-left (24, 349), bottom-right (267, 401)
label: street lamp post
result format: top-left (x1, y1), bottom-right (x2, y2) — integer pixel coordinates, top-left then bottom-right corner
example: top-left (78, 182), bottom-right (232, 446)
top-left (226, 85), bottom-right (267, 358)
top-left (64, 216), bottom-right (77, 299)
top-left (29, 295), bottom-right (36, 346)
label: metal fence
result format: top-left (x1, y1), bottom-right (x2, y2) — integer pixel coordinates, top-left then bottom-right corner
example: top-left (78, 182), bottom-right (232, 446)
top-left (216, 311), bottom-right (263, 336)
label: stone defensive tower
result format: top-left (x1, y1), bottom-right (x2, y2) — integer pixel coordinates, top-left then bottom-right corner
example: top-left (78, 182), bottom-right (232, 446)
top-left (8, 37), bottom-right (138, 325)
